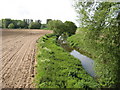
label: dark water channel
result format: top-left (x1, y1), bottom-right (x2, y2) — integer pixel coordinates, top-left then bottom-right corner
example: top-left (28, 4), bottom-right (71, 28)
top-left (58, 35), bottom-right (96, 77)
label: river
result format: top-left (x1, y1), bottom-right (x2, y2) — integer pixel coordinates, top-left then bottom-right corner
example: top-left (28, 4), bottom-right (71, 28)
top-left (58, 35), bottom-right (96, 77)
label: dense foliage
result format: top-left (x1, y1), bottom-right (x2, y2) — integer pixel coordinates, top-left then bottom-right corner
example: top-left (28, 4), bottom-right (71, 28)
top-left (47, 20), bottom-right (77, 36)
top-left (64, 21), bottom-right (77, 36)
top-left (68, 1), bottom-right (120, 88)
top-left (35, 34), bottom-right (99, 88)
top-left (28, 22), bottom-right (41, 29)
top-left (47, 20), bottom-right (65, 35)
top-left (1, 18), bottom-right (42, 29)
top-left (17, 21), bottom-right (28, 29)
top-left (2, 19), bottom-right (12, 28)
top-left (8, 23), bottom-right (15, 29)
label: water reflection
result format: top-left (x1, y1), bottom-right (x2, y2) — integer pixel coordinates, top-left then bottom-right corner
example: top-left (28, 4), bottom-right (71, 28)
top-left (70, 50), bottom-right (95, 77)
top-left (58, 35), bottom-right (96, 77)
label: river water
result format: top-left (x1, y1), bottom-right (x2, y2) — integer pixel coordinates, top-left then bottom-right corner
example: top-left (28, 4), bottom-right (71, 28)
top-left (70, 50), bottom-right (95, 77)
top-left (58, 35), bottom-right (96, 77)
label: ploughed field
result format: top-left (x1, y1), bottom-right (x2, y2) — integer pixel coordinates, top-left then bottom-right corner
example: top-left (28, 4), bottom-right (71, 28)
top-left (0, 29), bottom-right (52, 88)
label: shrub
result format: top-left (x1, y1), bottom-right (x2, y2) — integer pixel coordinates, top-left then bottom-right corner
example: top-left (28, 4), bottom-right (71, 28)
top-left (8, 23), bottom-right (15, 29)
top-left (35, 34), bottom-right (99, 88)
top-left (17, 21), bottom-right (28, 28)
top-left (47, 20), bottom-right (77, 36)
top-left (64, 21), bottom-right (77, 36)
top-left (47, 20), bottom-right (65, 36)
top-left (41, 24), bottom-right (47, 29)
top-left (28, 22), bottom-right (41, 29)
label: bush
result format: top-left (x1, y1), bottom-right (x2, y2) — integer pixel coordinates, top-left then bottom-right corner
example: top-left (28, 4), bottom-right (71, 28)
top-left (2, 19), bottom-right (12, 28)
top-left (8, 23), bottom-right (15, 29)
top-left (17, 21), bottom-right (28, 28)
top-left (28, 22), bottom-right (41, 29)
top-left (47, 20), bottom-right (77, 36)
top-left (47, 20), bottom-right (65, 36)
top-left (64, 21), bottom-right (77, 36)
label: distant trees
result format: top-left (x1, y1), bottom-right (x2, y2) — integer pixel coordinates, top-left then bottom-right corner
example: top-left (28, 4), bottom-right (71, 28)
top-left (41, 24), bottom-right (47, 29)
top-left (2, 19), bottom-right (12, 28)
top-left (8, 23), bottom-right (15, 29)
top-left (17, 21), bottom-right (28, 28)
top-left (28, 22), bottom-right (41, 29)
top-left (47, 20), bottom-right (77, 36)
top-left (1, 18), bottom-right (42, 29)
top-left (47, 20), bottom-right (65, 35)
top-left (1, 18), bottom-right (77, 33)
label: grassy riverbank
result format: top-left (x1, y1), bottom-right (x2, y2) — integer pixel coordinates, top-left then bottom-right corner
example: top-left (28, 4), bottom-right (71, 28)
top-left (67, 28), bottom-right (120, 87)
top-left (35, 34), bottom-right (99, 88)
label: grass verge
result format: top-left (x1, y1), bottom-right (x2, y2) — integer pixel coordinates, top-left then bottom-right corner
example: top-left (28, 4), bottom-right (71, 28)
top-left (35, 34), bottom-right (99, 88)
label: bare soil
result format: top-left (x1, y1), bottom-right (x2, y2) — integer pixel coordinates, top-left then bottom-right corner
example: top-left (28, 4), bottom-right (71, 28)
top-left (0, 29), bottom-right (52, 88)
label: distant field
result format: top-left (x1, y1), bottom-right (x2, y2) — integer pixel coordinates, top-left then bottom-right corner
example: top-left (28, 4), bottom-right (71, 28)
top-left (0, 29), bottom-right (52, 88)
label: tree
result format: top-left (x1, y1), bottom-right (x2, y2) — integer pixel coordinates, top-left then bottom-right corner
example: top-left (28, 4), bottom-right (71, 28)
top-left (47, 20), bottom-right (65, 36)
top-left (46, 19), bottom-right (52, 24)
top-left (74, 1), bottom-right (120, 88)
top-left (17, 21), bottom-right (28, 29)
top-left (12, 20), bottom-right (19, 28)
top-left (2, 18), bottom-right (12, 28)
top-left (28, 22), bottom-right (41, 29)
top-left (64, 21), bottom-right (77, 36)
top-left (8, 23), bottom-right (15, 29)
top-left (47, 20), bottom-right (77, 36)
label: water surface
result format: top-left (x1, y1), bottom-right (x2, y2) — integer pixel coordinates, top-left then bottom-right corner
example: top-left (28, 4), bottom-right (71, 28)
top-left (70, 50), bottom-right (95, 77)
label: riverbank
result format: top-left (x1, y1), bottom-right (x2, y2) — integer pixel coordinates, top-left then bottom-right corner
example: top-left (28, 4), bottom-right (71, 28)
top-left (67, 28), bottom-right (120, 87)
top-left (35, 34), bottom-right (99, 88)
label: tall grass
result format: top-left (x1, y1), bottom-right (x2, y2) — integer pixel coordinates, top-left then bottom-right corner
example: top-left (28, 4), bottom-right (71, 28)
top-left (35, 34), bottom-right (99, 88)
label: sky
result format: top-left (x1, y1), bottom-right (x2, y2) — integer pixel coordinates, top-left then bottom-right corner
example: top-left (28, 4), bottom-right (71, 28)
top-left (0, 0), bottom-right (78, 26)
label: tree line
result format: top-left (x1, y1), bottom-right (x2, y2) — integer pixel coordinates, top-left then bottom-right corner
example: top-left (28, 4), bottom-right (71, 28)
top-left (0, 18), bottom-right (50, 29)
top-left (0, 18), bottom-right (42, 29)
top-left (0, 18), bottom-right (77, 37)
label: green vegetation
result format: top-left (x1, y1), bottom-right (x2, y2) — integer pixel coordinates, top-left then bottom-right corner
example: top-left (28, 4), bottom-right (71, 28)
top-left (35, 1), bottom-right (119, 88)
top-left (46, 19), bottom-right (52, 24)
top-left (1, 18), bottom-right (42, 29)
top-left (2, 18), bottom-right (11, 28)
top-left (47, 20), bottom-right (77, 36)
top-left (47, 20), bottom-right (65, 36)
top-left (8, 23), bottom-right (15, 29)
top-left (68, 27), bottom-right (120, 88)
top-left (35, 34), bottom-right (99, 88)
top-left (64, 21), bottom-right (77, 36)
top-left (67, 1), bottom-right (120, 88)
top-left (16, 20), bottom-right (28, 29)
top-left (28, 22), bottom-right (41, 29)
top-left (41, 24), bottom-right (47, 29)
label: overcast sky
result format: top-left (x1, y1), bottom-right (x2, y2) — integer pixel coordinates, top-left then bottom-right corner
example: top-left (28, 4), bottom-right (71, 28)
top-left (0, 0), bottom-right (78, 25)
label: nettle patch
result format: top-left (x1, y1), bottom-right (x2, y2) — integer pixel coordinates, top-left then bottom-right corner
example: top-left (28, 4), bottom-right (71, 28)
top-left (35, 34), bottom-right (99, 88)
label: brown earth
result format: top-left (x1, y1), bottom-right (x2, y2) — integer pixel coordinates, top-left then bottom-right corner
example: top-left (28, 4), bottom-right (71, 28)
top-left (0, 29), bottom-right (53, 88)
